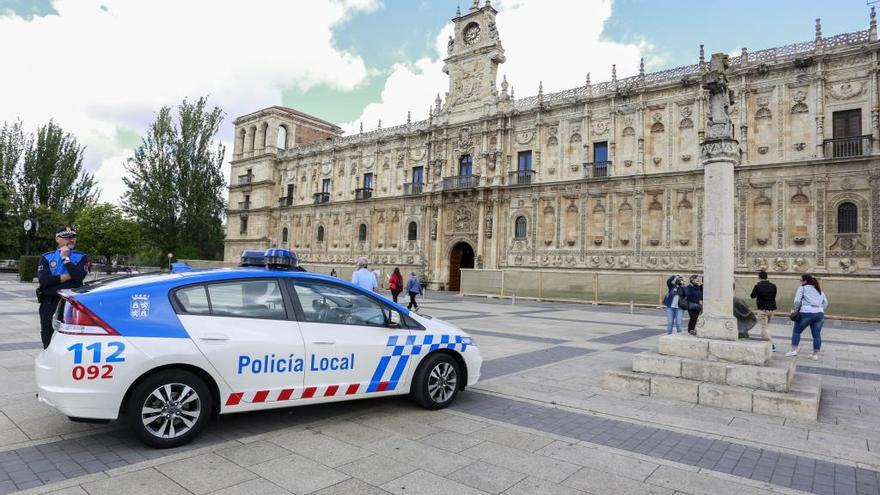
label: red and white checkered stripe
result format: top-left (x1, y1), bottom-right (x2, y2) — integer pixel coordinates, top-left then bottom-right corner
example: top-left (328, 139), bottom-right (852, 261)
top-left (225, 381), bottom-right (382, 406)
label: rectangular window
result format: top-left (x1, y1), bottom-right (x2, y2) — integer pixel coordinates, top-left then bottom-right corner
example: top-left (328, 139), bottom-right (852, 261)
top-left (206, 280), bottom-right (286, 319)
top-left (593, 142), bottom-right (608, 163)
top-left (286, 184), bottom-right (294, 198)
top-left (831, 109), bottom-right (864, 157)
top-left (322, 178), bottom-right (332, 193)
top-left (832, 109), bottom-right (862, 139)
top-left (459, 155), bottom-right (473, 176)
top-left (240, 216), bottom-right (248, 234)
top-left (411, 166), bottom-right (424, 184)
top-left (517, 151), bottom-right (532, 172)
top-left (363, 173), bottom-right (374, 189)
top-left (175, 286), bottom-right (210, 315)
top-left (293, 281), bottom-right (389, 327)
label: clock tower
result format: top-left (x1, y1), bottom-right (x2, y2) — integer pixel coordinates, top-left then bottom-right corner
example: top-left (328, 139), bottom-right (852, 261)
top-left (442, 0), bottom-right (506, 114)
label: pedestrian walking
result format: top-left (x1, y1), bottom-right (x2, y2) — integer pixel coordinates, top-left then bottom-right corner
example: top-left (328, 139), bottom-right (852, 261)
top-left (388, 267), bottom-right (403, 303)
top-left (750, 270), bottom-right (777, 352)
top-left (351, 257), bottom-right (377, 292)
top-left (662, 274), bottom-right (686, 334)
top-left (684, 275), bottom-right (703, 335)
top-left (786, 274), bottom-right (828, 360)
top-left (37, 226), bottom-right (89, 348)
top-left (330, 268), bottom-right (337, 278)
top-left (406, 272), bottom-right (422, 311)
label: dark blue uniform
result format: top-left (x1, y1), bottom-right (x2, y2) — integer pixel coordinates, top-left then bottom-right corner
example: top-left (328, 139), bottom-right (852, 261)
top-left (37, 249), bottom-right (89, 348)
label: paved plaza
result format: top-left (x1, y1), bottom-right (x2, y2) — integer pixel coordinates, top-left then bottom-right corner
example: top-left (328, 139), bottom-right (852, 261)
top-left (0, 273), bottom-right (879, 495)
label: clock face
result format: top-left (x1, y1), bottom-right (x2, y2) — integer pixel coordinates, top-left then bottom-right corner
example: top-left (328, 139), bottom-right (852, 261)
top-left (23, 219), bottom-right (32, 232)
top-left (463, 23), bottom-right (480, 45)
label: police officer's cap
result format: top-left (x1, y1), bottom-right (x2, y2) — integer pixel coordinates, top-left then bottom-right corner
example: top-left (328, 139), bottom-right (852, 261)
top-left (55, 226), bottom-right (77, 239)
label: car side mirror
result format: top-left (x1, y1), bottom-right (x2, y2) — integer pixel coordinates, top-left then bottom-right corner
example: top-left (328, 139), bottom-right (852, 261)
top-left (388, 311), bottom-right (401, 327)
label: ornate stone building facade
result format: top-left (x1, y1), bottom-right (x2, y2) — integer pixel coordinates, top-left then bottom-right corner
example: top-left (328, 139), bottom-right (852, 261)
top-left (225, 2), bottom-right (880, 290)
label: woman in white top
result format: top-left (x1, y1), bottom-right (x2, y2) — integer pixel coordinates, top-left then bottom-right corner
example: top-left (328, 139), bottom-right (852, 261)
top-left (786, 274), bottom-right (829, 360)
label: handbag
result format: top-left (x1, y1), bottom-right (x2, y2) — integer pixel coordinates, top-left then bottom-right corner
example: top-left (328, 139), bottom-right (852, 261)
top-left (789, 289), bottom-right (803, 322)
top-left (676, 289), bottom-right (688, 310)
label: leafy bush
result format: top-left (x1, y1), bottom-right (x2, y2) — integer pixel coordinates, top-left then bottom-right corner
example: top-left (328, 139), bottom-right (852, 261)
top-left (18, 255), bottom-right (40, 282)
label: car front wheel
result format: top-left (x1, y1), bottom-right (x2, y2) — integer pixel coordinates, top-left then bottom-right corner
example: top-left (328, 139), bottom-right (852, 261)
top-left (126, 369), bottom-right (211, 448)
top-left (411, 353), bottom-right (461, 409)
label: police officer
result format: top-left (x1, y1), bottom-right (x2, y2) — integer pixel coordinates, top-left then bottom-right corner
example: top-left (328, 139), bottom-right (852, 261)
top-left (37, 226), bottom-right (89, 348)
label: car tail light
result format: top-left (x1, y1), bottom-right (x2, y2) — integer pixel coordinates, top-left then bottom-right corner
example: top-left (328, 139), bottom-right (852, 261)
top-left (58, 296), bottom-right (119, 336)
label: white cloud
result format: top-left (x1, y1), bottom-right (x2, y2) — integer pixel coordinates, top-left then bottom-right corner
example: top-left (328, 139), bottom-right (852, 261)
top-left (343, 0), bottom-right (653, 132)
top-left (0, 0), bottom-right (379, 203)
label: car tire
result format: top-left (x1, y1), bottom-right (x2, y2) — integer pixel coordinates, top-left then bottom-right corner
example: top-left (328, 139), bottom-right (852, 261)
top-left (126, 369), bottom-right (212, 449)
top-left (410, 353), bottom-right (461, 410)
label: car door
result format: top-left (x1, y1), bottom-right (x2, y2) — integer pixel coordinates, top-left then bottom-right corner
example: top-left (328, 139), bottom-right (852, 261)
top-left (175, 278), bottom-right (306, 410)
top-left (289, 279), bottom-right (413, 399)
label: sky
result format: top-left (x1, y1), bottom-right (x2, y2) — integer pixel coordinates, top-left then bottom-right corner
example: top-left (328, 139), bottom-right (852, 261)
top-left (0, 0), bottom-right (872, 205)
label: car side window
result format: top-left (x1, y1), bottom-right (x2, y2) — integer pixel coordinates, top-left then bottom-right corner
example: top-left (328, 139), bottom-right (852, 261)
top-left (206, 280), bottom-right (286, 319)
top-left (293, 281), bottom-right (389, 327)
top-left (175, 285), bottom-right (211, 315)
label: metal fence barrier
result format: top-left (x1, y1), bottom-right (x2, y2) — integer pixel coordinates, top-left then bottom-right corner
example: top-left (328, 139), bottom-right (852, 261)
top-left (460, 268), bottom-right (880, 321)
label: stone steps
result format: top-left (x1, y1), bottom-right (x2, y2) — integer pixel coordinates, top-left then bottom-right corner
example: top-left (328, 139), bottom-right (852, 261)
top-left (602, 368), bottom-right (821, 422)
top-left (631, 351), bottom-right (796, 392)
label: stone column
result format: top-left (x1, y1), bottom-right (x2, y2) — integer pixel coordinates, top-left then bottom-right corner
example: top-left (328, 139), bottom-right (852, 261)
top-left (697, 53), bottom-right (740, 341)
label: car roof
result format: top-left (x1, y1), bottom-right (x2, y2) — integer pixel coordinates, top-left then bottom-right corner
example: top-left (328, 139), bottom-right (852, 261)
top-left (76, 268), bottom-right (412, 315)
top-left (80, 268), bottom-right (338, 292)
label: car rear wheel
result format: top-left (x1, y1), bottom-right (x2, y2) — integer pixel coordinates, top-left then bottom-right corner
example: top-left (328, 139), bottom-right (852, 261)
top-left (410, 353), bottom-right (460, 409)
top-left (126, 369), bottom-right (211, 448)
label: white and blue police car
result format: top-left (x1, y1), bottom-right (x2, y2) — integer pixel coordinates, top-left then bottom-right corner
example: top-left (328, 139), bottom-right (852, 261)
top-left (35, 249), bottom-right (481, 448)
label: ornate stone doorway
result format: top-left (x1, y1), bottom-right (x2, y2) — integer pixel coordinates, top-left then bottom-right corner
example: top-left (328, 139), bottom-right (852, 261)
top-left (448, 242), bottom-right (475, 291)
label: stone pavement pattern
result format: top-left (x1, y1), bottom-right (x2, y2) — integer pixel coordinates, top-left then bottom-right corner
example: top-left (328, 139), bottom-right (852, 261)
top-left (1, 274), bottom-right (879, 494)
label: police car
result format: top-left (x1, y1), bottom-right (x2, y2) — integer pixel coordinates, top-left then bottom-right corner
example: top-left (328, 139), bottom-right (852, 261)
top-left (35, 249), bottom-right (481, 448)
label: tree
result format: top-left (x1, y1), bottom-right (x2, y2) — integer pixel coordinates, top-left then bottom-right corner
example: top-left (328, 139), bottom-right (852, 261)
top-left (74, 204), bottom-right (141, 268)
top-left (123, 97), bottom-right (227, 260)
top-left (0, 185), bottom-right (17, 258)
top-left (0, 121), bottom-right (27, 257)
top-left (16, 121), bottom-right (99, 220)
top-left (0, 120), bottom-right (27, 191)
top-left (29, 206), bottom-right (68, 255)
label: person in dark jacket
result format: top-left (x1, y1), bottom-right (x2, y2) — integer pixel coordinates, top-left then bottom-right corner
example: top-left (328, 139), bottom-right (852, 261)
top-left (37, 226), bottom-right (89, 348)
top-left (662, 274), bottom-right (686, 334)
top-left (749, 270), bottom-right (777, 351)
top-left (406, 272), bottom-right (422, 311)
top-left (683, 275), bottom-right (703, 335)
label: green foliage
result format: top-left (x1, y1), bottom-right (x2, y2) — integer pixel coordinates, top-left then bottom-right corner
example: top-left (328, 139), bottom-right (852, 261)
top-left (29, 206), bottom-right (68, 255)
top-left (0, 120), bottom-right (26, 190)
top-left (16, 121), bottom-right (98, 220)
top-left (74, 204), bottom-right (140, 264)
top-left (18, 255), bottom-right (39, 282)
top-left (123, 96), bottom-right (227, 260)
top-left (131, 245), bottom-right (164, 268)
top-left (0, 185), bottom-right (17, 258)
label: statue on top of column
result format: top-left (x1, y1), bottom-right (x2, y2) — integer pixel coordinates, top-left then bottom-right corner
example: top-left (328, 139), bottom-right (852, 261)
top-left (702, 53), bottom-right (736, 140)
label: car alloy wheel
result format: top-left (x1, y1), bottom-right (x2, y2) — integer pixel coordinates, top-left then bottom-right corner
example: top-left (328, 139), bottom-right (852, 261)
top-left (141, 382), bottom-right (201, 439)
top-left (427, 362), bottom-right (457, 404)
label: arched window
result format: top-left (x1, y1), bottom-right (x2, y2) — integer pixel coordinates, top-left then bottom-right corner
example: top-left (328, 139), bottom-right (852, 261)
top-left (514, 216), bottom-right (527, 239)
top-left (281, 227), bottom-right (288, 243)
top-left (837, 202), bottom-right (858, 234)
top-left (317, 226), bottom-right (325, 242)
top-left (407, 221), bottom-right (418, 241)
top-left (248, 127), bottom-right (256, 151)
top-left (277, 125), bottom-right (287, 150)
top-left (262, 122), bottom-right (269, 148)
top-left (358, 223), bottom-right (367, 241)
